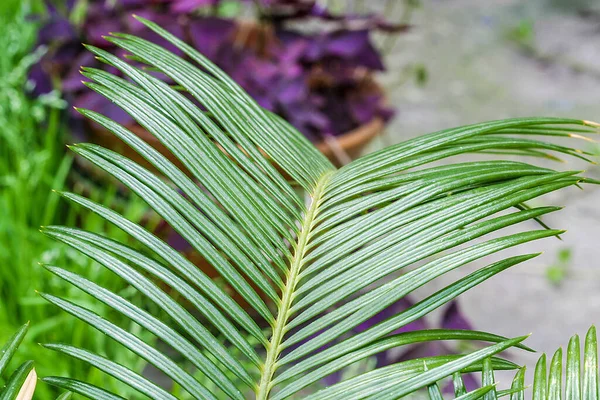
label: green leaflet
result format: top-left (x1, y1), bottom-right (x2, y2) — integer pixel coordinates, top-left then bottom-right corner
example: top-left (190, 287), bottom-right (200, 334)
top-left (0, 325), bottom-right (35, 400)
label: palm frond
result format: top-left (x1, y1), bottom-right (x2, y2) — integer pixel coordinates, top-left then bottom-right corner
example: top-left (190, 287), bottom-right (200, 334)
top-left (0, 324), bottom-right (36, 400)
top-left (528, 326), bottom-right (598, 400)
top-left (455, 326), bottom-right (598, 400)
top-left (38, 16), bottom-right (600, 399)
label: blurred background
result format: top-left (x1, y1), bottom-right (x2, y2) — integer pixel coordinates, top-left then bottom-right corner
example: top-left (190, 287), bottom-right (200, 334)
top-left (1, 0), bottom-right (599, 397)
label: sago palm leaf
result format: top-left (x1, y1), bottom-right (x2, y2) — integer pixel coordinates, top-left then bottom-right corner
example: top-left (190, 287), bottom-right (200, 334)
top-left (445, 326), bottom-right (598, 400)
top-left (38, 16), bottom-right (599, 399)
top-left (526, 325), bottom-right (598, 400)
top-left (0, 324), bottom-right (36, 400)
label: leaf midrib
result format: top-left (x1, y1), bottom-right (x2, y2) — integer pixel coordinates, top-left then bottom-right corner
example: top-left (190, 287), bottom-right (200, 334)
top-left (257, 173), bottom-right (333, 400)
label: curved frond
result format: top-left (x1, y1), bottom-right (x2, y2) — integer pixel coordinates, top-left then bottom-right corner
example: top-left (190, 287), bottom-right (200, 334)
top-left (40, 16), bottom-right (599, 399)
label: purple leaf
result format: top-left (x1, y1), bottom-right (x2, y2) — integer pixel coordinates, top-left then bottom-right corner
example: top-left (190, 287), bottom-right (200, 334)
top-left (62, 52), bottom-right (97, 93)
top-left (27, 63), bottom-right (53, 96)
top-left (441, 300), bottom-right (473, 331)
top-left (38, 18), bottom-right (76, 46)
top-left (170, 0), bottom-right (219, 13)
top-left (326, 30), bottom-right (370, 58)
top-left (74, 92), bottom-right (133, 126)
top-left (189, 17), bottom-right (236, 60)
top-left (443, 371), bottom-right (480, 394)
top-left (137, 21), bottom-right (186, 56)
top-left (85, 18), bottom-right (123, 46)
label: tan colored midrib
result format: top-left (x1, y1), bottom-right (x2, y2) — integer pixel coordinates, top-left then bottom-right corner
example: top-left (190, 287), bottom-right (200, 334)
top-left (256, 173), bottom-right (332, 400)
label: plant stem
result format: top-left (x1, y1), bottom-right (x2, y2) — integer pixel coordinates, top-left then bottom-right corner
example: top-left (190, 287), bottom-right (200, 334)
top-left (256, 174), bottom-right (331, 400)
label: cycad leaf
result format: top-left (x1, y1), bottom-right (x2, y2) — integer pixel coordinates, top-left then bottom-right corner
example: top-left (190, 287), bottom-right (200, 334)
top-left (0, 361), bottom-right (36, 400)
top-left (583, 326), bottom-right (599, 399)
top-left (0, 324), bottom-right (28, 377)
top-left (55, 392), bottom-right (72, 400)
top-left (507, 326), bottom-right (598, 399)
top-left (39, 16), bottom-right (600, 399)
top-left (455, 385), bottom-right (497, 400)
top-left (566, 335), bottom-right (581, 400)
top-left (42, 377), bottom-right (125, 400)
top-left (510, 367), bottom-right (526, 400)
top-left (0, 325), bottom-right (35, 400)
top-left (482, 357), bottom-right (498, 400)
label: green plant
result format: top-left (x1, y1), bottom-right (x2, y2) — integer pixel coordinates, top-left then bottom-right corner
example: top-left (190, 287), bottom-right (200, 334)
top-left (546, 248), bottom-right (572, 286)
top-left (29, 17), bottom-right (600, 399)
top-left (0, 6), bottom-right (158, 399)
top-left (0, 324), bottom-right (36, 399)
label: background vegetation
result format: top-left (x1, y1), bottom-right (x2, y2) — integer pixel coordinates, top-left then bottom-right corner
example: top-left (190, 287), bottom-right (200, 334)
top-left (0, 2), bottom-right (158, 397)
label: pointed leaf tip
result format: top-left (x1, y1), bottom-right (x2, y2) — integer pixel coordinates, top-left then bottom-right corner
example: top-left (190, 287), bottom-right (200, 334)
top-left (583, 120), bottom-right (600, 128)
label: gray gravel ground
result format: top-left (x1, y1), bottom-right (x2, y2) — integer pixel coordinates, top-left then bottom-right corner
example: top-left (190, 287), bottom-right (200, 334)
top-left (368, 0), bottom-right (600, 381)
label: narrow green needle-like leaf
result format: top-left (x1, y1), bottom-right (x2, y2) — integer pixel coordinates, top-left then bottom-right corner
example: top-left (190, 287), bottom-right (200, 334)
top-left (483, 357), bottom-right (498, 400)
top-left (0, 361), bottom-right (34, 400)
top-left (40, 229), bottom-right (254, 391)
top-left (455, 385), bottom-right (498, 400)
top-left (43, 377), bottom-right (126, 400)
top-left (583, 326), bottom-right (598, 400)
top-left (453, 372), bottom-right (467, 397)
top-left (272, 329), bottom-right (524, 398)
top-left (548, 348), bottom-right (563, 400)
top-left (55, 392), bottom-right (72, 400)
top-left (533, 353), bottom-right (547, 400)
top-left (43, 265), bottom-right (253, 392)
top-left (303, 356), bottom-right (516, 400)
top-left (567, 335), bottom-right (581, 400)
top-left (278, 254), bottom-right (536, 377)
top-left (55, 191), bottom-right (264, 342)
top-left (70, 143), bottom-right (277, 315)
top-left (426, 381), bottom-right (444, 400)
top-left (510, 367), bottom-right (526, 400)
top-left (374, 336), bottom-right (528, 399)
top-left (0, 323), bottom-right (28, 377)
top-left (44, 225), bottom-right (264, 355)
top-left (40, 293), bottom-right (220, 400)
top-left (43, 343), bottom-right (176, 400)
